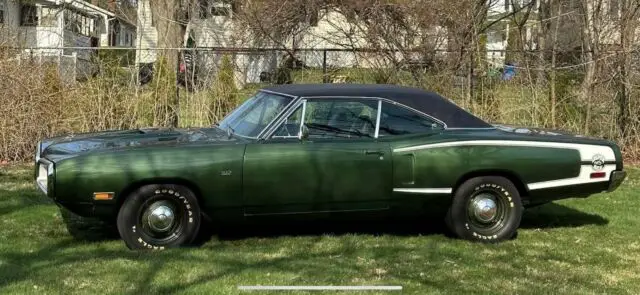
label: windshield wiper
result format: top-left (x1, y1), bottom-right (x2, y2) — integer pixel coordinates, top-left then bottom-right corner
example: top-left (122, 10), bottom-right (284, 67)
top-left (306, 123), bottom-right (371, 138)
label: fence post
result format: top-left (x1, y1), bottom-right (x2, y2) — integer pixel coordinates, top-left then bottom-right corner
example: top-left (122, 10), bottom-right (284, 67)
top-left (174, 49), bottom-right (180, 128)
top-left (322, 49), bottom-right (328, 83)
top-left (72, 52), bottom-right (78, 83)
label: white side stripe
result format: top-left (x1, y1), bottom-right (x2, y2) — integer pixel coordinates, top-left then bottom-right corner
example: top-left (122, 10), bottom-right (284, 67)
top-left (394, 164), bottom-right (615, 193)
top-left (527, 164), bottom-right (615, 190)
top-left (393, 188), bottom-right (452, 194)
top-left (393, 140), bottom-right (616, 161)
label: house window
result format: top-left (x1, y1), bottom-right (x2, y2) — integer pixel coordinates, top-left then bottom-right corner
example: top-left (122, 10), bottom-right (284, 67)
top-left (0, 1), bottom-right (5, 24)
top-left (40, 7), bottom-right (58, 27)
top-left (21, 5), bottom-right (38, 26)
top-left (210, 5), bottom-right (230, 16)
top-left (200, 0), bottom-right (233, 18)
top-left (64, 9), bottom-right (93, 36)
top-left (125, 33), bottom-right (129, 45)
top-left (608, 0), bottom-right (620, 20)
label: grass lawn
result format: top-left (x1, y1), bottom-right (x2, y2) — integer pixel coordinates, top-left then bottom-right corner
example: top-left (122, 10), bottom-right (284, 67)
top-left (1, 165), bottom-right (639, 294)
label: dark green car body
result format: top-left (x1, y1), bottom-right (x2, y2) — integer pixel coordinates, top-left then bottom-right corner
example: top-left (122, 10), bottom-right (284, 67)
top-left (34, 84), bottom-right (626, 225)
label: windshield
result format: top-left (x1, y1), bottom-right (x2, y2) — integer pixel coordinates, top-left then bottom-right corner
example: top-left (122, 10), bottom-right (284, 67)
top-left (218, 91), bottom-right (292, 138)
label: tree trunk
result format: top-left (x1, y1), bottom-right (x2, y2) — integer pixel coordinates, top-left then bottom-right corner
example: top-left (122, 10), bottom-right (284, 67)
top-left (579, 0), bottom-right (601, 135)
top-left (536, 0), bottom-right (551, 85)
top-left (616, 0), bottom-right (637, 140)
top-left (150, 0), bottom-right (187, 127)
top-left (549, 0), bottom-right (562, 128)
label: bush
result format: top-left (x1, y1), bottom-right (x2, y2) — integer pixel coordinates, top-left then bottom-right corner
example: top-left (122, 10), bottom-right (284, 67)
top-left (209, 55), bottom-right (238, 124)
top-left (152, 55), bottom-right (178, 127)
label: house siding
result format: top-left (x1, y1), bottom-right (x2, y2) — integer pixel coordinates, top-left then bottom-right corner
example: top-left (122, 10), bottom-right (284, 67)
top-left (135, 0), bottom-right (157, 64)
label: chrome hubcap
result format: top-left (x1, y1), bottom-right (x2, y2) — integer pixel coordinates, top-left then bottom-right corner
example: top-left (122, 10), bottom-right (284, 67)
top-left (145, 203), bottom-right (175, 232)
top-left (470, 194), bottom-right (498, 223)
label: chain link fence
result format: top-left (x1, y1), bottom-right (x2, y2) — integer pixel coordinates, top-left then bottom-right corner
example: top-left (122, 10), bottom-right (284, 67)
top-left (1, 45), bottom-right (640, 161)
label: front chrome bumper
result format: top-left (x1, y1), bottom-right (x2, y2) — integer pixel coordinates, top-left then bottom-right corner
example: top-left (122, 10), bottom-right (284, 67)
top-left (35, 158), bottom-right (53, 195)
top-left (608, 170), bottom-right (626, 192)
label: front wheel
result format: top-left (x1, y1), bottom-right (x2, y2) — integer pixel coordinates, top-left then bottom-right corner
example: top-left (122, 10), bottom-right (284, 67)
top-left (117, 184), bottom-right (202, 250)
top-left (446, 176), bottom-right (523, 243)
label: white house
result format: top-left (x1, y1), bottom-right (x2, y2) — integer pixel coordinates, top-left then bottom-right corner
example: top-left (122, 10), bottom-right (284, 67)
top-left (484, 0), bottom-right (540, 66)
top-left (175, 1), bottom-right (450, 85)
top-left (0, 0), bottom-right (136, 80)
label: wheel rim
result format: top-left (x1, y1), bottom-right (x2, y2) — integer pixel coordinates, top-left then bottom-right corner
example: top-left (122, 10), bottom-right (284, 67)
top-left (145, 202), bottom-right (175, 232)
top-left (470, 193), bottom-right (498, 223)
top-left (466, 189), bottom-right (509, 234)
top-left (139, 198), bottom-right (184, 243)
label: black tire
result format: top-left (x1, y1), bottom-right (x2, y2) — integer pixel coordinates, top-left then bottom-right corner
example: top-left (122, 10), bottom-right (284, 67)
top-left (117, 184), bottom-right (202, 250)
top-left (60, 206), bottom-right (119, 241)
top-left (446, 176), bottom-right (523, 243)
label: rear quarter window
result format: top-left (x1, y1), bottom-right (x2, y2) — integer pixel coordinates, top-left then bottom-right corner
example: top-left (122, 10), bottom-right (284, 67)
top-left (378, 102), bottom-right (444, 136)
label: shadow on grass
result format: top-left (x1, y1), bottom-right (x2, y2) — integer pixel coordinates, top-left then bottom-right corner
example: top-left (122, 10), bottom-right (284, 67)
top-left (197, 202), bottom-right (609, 243)
top-left (520, 202), bottom-right (609, 229)
top-left (212, 215), bottom-right (450, 242)
top-left (0, 187), bottom-right (53, 217)
top-left (0, 198), bottom-right (612, 294)
top-left (61, 202), bottom-right (609, 245)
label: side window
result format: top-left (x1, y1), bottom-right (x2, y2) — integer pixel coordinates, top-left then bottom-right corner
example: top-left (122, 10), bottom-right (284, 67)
top-left (305, 99), bottom-right (377, 139)
top-left (272, 105), bottom-right (303, 137)
top-left (378, 102), bottom-right (443, 137)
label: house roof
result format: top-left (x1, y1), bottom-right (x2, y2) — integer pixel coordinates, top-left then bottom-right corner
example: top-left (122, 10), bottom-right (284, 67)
top-left (44, 0), bottom-right (136, 28)
top-left (263, 84), bottom-right (491, 128)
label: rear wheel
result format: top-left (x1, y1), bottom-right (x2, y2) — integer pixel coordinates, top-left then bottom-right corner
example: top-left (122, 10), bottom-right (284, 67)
top-left (117, 184), bottom-right (201, 250)
top-left (446, 176), bottom-right (523, 243)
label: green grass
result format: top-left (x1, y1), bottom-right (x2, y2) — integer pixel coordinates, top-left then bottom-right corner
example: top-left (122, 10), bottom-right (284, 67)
top-left (1, 165), bottom-right (640, 294)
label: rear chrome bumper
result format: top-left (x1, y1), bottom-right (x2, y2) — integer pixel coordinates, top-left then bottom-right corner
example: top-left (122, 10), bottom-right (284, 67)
top-left (608, 170), bottom-right (626, 192)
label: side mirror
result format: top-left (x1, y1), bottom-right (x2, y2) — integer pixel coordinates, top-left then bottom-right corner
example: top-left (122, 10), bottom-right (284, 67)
top-left (300, 125), bottom-right (309, 140)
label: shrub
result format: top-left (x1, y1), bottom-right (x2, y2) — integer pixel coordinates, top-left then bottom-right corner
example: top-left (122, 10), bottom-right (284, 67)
top-left (209, 55), bottom-right (238, 124)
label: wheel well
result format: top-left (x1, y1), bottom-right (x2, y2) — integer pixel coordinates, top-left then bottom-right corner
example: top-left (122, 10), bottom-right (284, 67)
top-left (116, 178), bottom-right (204, 211)
top-left (453, 170), bottom-right (529, 198)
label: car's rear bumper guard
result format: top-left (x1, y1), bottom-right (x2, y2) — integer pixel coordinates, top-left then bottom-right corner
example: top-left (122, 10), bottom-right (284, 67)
top-left (608, 170), bottom-right (626, 192)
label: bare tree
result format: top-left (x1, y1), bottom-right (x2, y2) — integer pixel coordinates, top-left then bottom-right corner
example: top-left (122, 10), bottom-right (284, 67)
top-left (614, 0), bottom-right (640, 139)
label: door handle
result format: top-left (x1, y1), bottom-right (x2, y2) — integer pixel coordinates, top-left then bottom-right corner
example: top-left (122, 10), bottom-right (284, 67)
top-left (364, 150), bottom-right (385, 156)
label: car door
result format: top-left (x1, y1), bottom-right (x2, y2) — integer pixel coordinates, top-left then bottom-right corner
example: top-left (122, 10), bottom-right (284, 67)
top-left (242, 97), bottom-right (393, 216)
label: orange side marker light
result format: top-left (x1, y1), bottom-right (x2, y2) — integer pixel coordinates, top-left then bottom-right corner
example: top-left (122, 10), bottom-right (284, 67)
top-left (93, 192), bottom-right (114, 200)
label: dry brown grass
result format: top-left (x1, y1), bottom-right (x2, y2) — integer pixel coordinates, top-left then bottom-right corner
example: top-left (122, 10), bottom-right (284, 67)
top-left (1, 54), bottom-right (639, 163)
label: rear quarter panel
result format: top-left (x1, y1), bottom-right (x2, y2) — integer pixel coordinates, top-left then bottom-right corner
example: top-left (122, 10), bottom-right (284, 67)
top-left (387, 129), bottom-right (616, 198)
top-left (392, 143), bottom-right (580, 188)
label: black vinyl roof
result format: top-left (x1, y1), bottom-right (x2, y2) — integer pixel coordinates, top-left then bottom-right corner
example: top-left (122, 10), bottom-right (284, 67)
top-left (263, 84), bottom-right (491, 128)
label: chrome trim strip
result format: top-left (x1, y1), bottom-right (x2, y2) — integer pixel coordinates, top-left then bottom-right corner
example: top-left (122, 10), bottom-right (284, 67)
top-left (393, 188), bottom-right (453, 194)
top-left (244, 207), bottom-right (389, 216)
top-left (260, 98), bottom-right (305, 140)
top-left (393, 140), bottom-right (617, 161)
top-left (374, 99), bottom-right (382, 138)
top-left (298, 100), bottom-right (307, 139)
top-left (445, 127), bottom-right (497, 130)
top-left (300, 95), bottom-right (448, 129)
top-left (259, 89), bottom-right (298, 98)
top-left (255, 91), bottom-right (300, 139)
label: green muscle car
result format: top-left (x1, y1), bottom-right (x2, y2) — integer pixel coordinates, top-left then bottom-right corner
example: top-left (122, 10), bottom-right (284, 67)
top-left (34, 84), bottom-right (626, 249)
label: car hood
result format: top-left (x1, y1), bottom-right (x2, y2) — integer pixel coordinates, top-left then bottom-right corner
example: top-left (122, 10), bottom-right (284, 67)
top-left (38, 127), bottom-right (243, 160)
